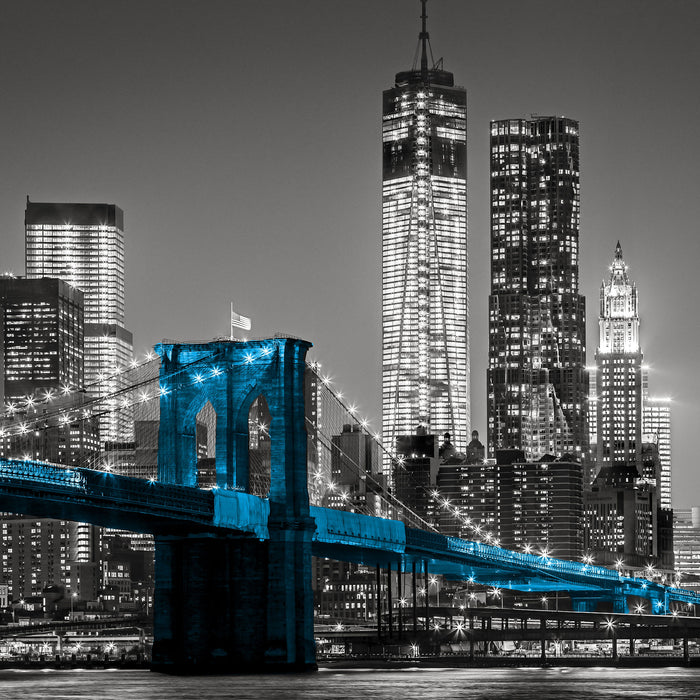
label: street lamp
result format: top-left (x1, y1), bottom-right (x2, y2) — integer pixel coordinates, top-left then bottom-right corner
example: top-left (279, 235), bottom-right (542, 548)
top-left (541, 596), bottom-right (548, 610)
top-left (70, 592), bottom-right (77, 619)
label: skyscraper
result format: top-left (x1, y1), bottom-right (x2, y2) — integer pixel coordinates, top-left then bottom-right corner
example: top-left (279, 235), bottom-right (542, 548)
top-left (644, 397), bottom-right (671, 509)
top-left (382, 2), bottom-right (468, 459)
top-left (25, 199), bottom-right (133, 444)
top-left (487, 116), bottom-right (586, 460)
top-left (0, 276), bottom-right (102, 601)
top-left (0, 276), bottom-right (83, 407)
top-left (584, 243), bottom-right (673, 571)
top-left (595, 242), bottom-right (642, 471)
top-left (0, 276), bottom-right (100, 464)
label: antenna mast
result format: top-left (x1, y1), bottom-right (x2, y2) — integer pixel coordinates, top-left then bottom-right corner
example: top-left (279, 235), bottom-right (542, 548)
top-left (420, 0), bottom-right (429, 81)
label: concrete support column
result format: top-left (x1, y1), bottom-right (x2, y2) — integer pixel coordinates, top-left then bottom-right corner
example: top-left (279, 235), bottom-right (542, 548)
top-left (376, 565), bottom-right (382, 639)
top-left (423, 562), bottom-right (429, 631)
top-left (387, 562), bottom-right (393, 639)
top-left (469, 613), bottom-right (474, 661)
top-left (412, 562), bottom-right (417, 633)
top-left (540, 618), bottom-right (547, 661)
top-left (629, 623), bottom-right (635, 656)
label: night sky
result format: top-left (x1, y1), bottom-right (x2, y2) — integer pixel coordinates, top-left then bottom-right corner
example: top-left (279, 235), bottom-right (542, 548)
top-left (1, 1), bottom-right (698, 507)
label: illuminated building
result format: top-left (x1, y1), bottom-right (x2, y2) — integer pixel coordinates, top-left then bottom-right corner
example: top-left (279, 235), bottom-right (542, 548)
top-left (382, 3), bottom-right (469, 460)
top-left (584, 244), bottom-right (673, 571)
top-left (487, 117), bottom-right (586, 460)
top-left (392, 429), bottom-right (439, 527)
top-left (0, 276), bottom-right (100, 463)
top-left (584, 464), bottom-right (657, 569)
top-left (325, 423), bottom-right (380, 514)
top-left (643, 397), bottom-right (671, 509)
top-left (438, 448), bottom-right (583, 559)
top-left (25, 199), bottom-right (133, 444)
top-left (0, 276), bottom-right (83, 406)
top-left (0, 516), bottom-right (71, 600)
top-left (595, 242), bottom-right (642, 471)
top-left (674, 508), bottom-right (700, 591)
top-left (0, 277), bottom-right (102, 600)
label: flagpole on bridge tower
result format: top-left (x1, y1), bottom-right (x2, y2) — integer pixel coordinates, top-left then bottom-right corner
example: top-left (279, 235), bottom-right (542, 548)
top-left (230, 302), bottom-right (252, 341)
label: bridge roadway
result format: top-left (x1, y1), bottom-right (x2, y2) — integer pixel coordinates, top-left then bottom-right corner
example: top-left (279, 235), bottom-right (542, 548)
top-left (1, 458), bottom-right (698, 612)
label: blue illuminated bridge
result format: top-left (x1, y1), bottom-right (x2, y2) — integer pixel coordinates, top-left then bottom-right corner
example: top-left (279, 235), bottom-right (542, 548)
top-left (0, 338), bottom-right (697, 673)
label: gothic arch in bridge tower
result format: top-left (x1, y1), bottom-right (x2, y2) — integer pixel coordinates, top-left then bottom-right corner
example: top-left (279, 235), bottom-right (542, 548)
top-left (155, 337), bottom-right (311, 504)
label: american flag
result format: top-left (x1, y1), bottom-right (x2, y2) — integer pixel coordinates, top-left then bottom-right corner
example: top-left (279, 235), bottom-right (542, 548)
top-left (231, 303), bottom-right (251, 331)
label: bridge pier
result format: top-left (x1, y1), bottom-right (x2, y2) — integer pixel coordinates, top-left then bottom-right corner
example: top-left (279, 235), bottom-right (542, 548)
top-left (152, 522), bottom-right (316, 674)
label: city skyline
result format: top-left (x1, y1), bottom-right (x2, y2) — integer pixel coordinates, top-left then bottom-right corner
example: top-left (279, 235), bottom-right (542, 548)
top-left (0, 1), bottom-right (698, 507)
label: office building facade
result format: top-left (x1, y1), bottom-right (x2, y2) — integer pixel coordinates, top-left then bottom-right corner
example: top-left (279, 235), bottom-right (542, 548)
top-left (0, 276), bottom-right (100, 464)
top-left (382, 10), bottom-right (468, 458)
top-left (487, 117), bottom-right (586, 460)
top-left (439, 449), bottom-right (583, 559)
top-left (674, 508), bottom-right (700, 591)
top-left (0, 276), bottom-right (83, 407)
top-left (0, 276), bottom-right (102, 601)
top-left (643, 397), bottom-right (671, 509)
top-left (25, 199), bottom-right (133, 444)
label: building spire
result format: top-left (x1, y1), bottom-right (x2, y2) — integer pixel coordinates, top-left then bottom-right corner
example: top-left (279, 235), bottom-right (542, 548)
top-left (420, 0), bottom-right (429, 81)
top-left (615, 240), bottom-right (623, 261)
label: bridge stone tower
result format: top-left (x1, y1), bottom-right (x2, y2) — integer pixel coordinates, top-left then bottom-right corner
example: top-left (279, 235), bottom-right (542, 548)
top-left (152, 338), bottom-right (316, 673)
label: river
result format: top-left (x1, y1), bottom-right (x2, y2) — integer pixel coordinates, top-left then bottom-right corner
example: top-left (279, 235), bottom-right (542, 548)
top-left (0, 667), bottom-right (699, 699)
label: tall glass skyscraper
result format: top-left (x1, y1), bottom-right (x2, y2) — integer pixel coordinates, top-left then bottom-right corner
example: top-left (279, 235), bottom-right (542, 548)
top-left (25, 199), bottom-right (133, 444)
top-left (643, 397), bottom-right (671, 509)
top-left (487, 116), bottom-right (586, 460)
top-left (382, 5), bottom-right (468, 457)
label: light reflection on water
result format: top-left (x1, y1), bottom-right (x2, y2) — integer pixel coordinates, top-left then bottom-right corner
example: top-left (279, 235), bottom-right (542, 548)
top-left (1, 667), bottom-right (699, 699)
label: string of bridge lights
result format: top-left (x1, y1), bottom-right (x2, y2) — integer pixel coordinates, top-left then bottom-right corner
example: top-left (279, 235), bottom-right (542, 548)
top-left (304, 412), bottom-right (434, 529)
top-left (307, 360), bottom-right (503, 546)
top-left (0, 349), bottom-right (161, 421)
top-left (2, 341), bottom-right (508, 548)
top-left (0, 349), bottom-right (214, 440)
